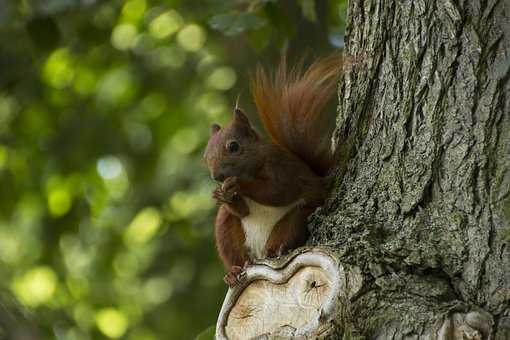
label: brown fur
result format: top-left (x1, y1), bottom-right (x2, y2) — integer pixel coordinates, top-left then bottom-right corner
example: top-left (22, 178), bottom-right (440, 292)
top-left (204, 109), bottom-right (263, 182)
top-left (235, 143), bottom-right (324, 206)
top-left (205, 56), bottom-right (342, 286)
top-left (215, 206), bottom-right (248, 269)
top-left (222, 199), bottom-right (249, 218)
top-left (265, 205), bottom-right (312, 258)
top-left (250, 54), bottom-right (342, 176)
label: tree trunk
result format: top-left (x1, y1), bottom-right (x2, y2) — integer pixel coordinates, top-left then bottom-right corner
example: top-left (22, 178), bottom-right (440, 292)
top-left (216, 0), bottom-right (510, 338)
top-left (310, 0), bottom-right (510, 337)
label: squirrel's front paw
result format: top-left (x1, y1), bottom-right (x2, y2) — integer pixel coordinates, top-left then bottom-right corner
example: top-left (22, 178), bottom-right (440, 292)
top-left (221, 176), bottom-right (240, 200)
top-left (223, 265), bottom-right (246, 287)
top-left (212, 177), bottom-right (240, 204)
top-left (212, 187), bottom-right (230, 204)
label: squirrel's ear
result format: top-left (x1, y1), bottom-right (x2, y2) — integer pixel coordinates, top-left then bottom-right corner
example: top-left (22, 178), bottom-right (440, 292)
top-left (210, 123), bottom-right (221, 135)
top-left (233, 108), bottom-right (251, 127)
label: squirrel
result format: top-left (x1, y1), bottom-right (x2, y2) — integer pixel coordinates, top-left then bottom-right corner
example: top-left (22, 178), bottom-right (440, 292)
top-left (203, 55), bottom-right (342, 286)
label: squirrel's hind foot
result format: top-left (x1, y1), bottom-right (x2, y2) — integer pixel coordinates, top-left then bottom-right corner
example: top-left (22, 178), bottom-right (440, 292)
top-left (224, 265), bottom-right (246, 287)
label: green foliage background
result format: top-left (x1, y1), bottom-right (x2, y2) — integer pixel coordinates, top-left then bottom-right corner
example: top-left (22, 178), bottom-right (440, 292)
top-left (0, 0), bottom-right (346, 339)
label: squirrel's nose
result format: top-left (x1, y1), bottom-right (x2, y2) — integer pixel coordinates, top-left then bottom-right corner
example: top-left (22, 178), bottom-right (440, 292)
top-left (213, 173), bottom-right (225, 182)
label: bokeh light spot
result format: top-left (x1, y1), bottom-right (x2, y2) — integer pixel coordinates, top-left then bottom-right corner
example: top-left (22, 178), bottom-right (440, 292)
top-left (143, 277), bottom-right (172, 305)
top-left (42, 48), bottom-right (74, 89)
top-left (177, 24), bottom-right (206, 51)
top-left (0, 230), bottom-right (21, 264)
top-left (97, 156), bottom-right (123, 180)
top-left (111, 24), bottom-right (138, 50)
top-left (169, 190), bottom-right (213, 219)
top-left (122, 0), bottom-right (146, 22)
top-left (95, 308), bottom-right (128, 339)
top-left (149, 10), bottom-right (183, 39)
top-left (170, 127), bottom-right (200, 155)
top-left (138, 93), bottom-right (167, 120)
top-left (97, 67), bottom-right (138, 106)
top-left (197, 92), bottom-right (227, 118)
top-left (97, 156), bottom-right (129, 199)
top-left (12, 266), bottom-right (58, 307)
top-left (0, 145), bottom-right (7, 169)
top-left (150, 46), bottom-right (186, 69)
top-left (113, 252), bottom-right (140, 277)
top-left (60, 234), bottom-right (92, 278)
top-left (48, 187), bottom-right (72, 217)
top-left (206, 66), bottom-right (237, 90)
top-left (124, 207), bottom-right (162, 246)
top-left (0, 94), bottom-right (18, 125)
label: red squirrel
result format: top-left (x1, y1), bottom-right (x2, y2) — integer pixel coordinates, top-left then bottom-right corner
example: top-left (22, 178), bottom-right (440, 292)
top-left (203, 55), bottom-right (342, 286)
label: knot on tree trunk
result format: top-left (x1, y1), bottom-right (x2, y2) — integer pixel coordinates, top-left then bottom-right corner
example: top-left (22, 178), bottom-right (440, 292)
top-left (215, 247), bottom-right (363, 339)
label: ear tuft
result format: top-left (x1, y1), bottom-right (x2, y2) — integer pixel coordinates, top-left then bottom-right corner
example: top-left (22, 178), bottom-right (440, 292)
top-left (210, 123), bottom-right (221, 135)
top-left (233, 108), bottom-right (250, 126)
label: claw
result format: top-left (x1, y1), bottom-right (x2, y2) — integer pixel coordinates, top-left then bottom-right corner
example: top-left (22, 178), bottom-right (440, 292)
top-left (224, 265), bottom-right (246, 287)
top-left (212, 186), bottom-right (233, 204)
top-left (230, 265), bottom-right (243, 275)
top-left (221, 177), bottom-right (240, 202)
top-left (223, 273), bottom-right (237, 286)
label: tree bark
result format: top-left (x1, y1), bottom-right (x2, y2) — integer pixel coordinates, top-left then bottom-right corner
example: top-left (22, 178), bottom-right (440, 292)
top-left (309, 0), bottom-right (510, 338)
top-left (216, 0), bottom-right (509, 338)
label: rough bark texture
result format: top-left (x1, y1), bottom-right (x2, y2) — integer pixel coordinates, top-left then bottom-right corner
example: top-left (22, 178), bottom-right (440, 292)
top-left (309, 0), bottom-right (510, 338)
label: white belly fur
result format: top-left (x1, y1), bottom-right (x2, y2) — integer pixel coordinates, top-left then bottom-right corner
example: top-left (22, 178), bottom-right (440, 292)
top-left (240, 198), bottom-right (302, 259)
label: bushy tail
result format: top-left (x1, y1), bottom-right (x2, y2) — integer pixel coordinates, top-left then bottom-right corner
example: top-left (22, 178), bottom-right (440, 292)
top-left (250, 54), bottom-right (343, 176)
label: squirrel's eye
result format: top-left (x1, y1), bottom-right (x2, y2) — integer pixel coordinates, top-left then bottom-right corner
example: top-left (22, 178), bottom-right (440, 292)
top-left (226, 140), bottom-right (240, 153)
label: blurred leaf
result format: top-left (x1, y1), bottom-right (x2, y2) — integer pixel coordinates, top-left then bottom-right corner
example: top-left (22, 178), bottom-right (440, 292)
top-left (247, 25), bottom-right (272, 52)
top-left (209, 12), bottom-right (267, 36)
top-left (27, 0), bottom-right (79, 16)
top-left (194, 325), bottom-right (215, 340)
top-left (298, 0), bottom-right (317, 22)
top-left (42, 48), bottom-right (74, 89)
top-left (124, 207), bottom-right (162, 246)
top-left (177, 24), bottom-right (207, 51)
top-left (263, 2), bottom-right (296, 38)
top-left (148, 10), bottom-right (183, 39)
